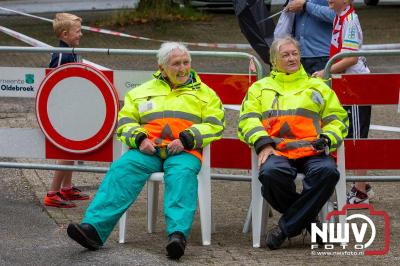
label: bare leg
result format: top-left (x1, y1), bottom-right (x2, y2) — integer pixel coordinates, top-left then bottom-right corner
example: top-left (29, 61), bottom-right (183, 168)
top-left (45, 160), bottom-right (76, 208)
top-left (49, 160), bottom-right (74, 191)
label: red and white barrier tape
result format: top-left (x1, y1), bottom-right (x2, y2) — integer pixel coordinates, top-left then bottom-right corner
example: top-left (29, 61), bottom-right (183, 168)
top-left (0, 6), bottom-right (253, 49)
top-left (0, 24), bottom-right (108, 70)
top-left (0, 25), bottom-right (52, 47)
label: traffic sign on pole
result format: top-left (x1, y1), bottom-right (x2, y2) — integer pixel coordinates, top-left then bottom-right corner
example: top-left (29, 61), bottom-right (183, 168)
top-left (36, 63), bottom-right (119, 158)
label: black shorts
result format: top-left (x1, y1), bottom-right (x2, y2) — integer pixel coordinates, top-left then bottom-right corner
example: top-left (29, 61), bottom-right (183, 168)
top-left (344, 105), bottom-right (372, 139)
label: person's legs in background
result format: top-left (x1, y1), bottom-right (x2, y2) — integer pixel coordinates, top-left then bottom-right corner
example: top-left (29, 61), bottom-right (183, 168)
top-left (59, 160), bottom-right (90, 201)
top-left (44, 160), bottom-right (88, 208)
top-left (345, 105), bottom-right (374, 205)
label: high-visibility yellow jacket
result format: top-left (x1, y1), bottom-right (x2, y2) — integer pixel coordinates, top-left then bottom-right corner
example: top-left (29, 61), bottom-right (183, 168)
top-left (238, 67), bottom-right (348, 159)
top-left (117, 69), bottom-right (225, 160)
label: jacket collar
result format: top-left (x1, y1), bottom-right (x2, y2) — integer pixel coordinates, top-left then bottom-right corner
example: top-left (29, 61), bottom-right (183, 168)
top-left (270, 66), bottom-right (308, 84)
top-left (59, 40), bottom-right (71, 48)
top-left (153, 69), bottom-right (202, 90)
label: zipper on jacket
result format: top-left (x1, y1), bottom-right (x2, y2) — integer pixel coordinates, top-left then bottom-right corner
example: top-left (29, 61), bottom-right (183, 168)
top-left (271, 93), bottom-right (280, 115)
top-left (266, 93), bottom-right (280, 131)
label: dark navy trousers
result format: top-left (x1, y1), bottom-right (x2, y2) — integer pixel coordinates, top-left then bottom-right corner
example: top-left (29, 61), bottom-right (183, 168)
top-left (259, 154), bottom-right (339, 237)
top-left (301, 57), bottom-right (330, 76)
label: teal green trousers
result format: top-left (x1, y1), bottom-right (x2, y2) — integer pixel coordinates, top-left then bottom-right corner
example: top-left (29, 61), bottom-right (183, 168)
top-left (82, 149), bottom-right (201, 244)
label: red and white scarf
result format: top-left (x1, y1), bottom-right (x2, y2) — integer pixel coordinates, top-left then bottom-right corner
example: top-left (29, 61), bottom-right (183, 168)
top-left (329, 5), bottom-right (355, 58)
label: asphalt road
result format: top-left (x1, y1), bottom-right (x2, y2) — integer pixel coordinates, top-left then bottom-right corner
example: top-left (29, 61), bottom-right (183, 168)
top-left (0, 166), bottom-right (175, 266)
top-left (1, 2), bottom-right (400, 266)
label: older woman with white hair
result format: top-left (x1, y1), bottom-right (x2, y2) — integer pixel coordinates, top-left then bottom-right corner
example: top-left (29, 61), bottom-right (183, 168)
top-left (67, 42), bottom-right (225, 260)
top-left (238, 36), bottom-right (348, 250)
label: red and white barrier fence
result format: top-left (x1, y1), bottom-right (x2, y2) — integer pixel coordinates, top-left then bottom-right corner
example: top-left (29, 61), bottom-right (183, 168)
top-left (0, 63), bottom-right (257, 162)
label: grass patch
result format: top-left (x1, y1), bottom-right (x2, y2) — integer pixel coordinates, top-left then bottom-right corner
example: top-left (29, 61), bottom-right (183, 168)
top-left (95, 4), bottom-right (210, 27)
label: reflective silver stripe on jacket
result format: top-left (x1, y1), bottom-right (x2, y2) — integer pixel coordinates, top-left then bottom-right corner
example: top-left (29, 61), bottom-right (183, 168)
top-left (141, 111), bottom-right (201, 124)
top-left (244, 126), bottom-right (265, 144)
top-left (262, 108), bottom-right (322, 135)
top-left (238, 112), bottom-right (262, 122)
top-left (118, 117), bottom-right (137, 128)
top-left (203, 116), bottom-right (224, 127)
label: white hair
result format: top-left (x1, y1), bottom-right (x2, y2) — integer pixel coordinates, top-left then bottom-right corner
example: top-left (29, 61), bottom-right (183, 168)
top-left (157, 42), bottom-right (191, 67)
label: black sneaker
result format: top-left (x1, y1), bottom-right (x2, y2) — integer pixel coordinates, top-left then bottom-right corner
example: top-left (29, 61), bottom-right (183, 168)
top-left (67, 223), bottom-right (103, 251)
top-left (266, 226), bottom-right (286, 250)
top-left (166, 231), bottom-right (186, 260)
top-left (306, 219), bottom-right (323, 245)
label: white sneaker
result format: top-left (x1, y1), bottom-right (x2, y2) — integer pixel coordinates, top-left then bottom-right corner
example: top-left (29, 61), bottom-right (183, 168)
top-left (347, 186), bottom-right (369, 206)
top-left (366, 184), bottom-right (375, 200)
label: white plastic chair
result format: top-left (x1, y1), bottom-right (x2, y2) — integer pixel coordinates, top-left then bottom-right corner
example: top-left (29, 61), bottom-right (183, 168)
top-left (244, 145), bottom-right (347, 248)
top-left (118, 145), bottom-right (212, 246)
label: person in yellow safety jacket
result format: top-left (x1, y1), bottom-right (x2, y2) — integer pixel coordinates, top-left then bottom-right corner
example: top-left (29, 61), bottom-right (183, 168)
top-left (238, 36), bottom-right (348, 250)
top-left (67, 42), bottom-right (225, 260)
top-left (116, 68), bottom-right (223, 162)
